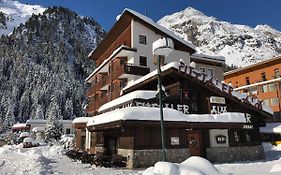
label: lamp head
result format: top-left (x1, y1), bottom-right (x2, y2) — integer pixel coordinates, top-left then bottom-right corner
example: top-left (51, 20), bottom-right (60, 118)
top-left (153, 37), bottom-right (174, 56)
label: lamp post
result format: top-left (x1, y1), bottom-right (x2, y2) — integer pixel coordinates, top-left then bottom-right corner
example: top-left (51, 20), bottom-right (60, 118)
top-left (152, 37), bottom-right (174, 161)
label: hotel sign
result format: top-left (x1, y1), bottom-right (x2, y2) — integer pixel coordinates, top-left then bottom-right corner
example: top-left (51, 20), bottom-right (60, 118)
top-left (103, 100), bottom-right (190, 114)
top-left (210, 96), bottom-right (225, 104)
top-left (178, 62), bottom-right (263, 110)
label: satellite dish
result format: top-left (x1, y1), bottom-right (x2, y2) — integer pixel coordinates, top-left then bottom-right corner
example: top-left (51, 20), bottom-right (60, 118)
top-left (153, 37), bottom-right (174, 56)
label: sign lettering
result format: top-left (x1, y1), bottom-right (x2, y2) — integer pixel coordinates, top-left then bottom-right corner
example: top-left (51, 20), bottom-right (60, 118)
top-left (178, 62), bottom-right (263, 110)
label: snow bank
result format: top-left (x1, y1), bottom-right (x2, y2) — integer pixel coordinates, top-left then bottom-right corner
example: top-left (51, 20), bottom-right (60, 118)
top-left (143, 156), bottom-right (229, 175)
top-left (19, 132), bottom-right (30, 138)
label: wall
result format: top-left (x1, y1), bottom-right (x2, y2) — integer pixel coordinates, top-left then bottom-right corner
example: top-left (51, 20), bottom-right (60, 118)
top-left (118, 148), bottom-right (190, 169)
top-left (206, 145), bottom-right (264, 162)
top-left (195, 62), bottom-right (224, 82)
top-left (132, 20), bottom-right (190, 72)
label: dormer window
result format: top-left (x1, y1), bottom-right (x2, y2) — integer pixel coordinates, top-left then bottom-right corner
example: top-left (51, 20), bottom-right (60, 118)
top-left (139, 35), bottom-right (147, 45)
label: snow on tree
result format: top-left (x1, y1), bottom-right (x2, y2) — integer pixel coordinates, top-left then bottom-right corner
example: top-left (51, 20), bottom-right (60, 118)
top-left (0, 6), bottom-right (105, 133)
top-left (34, 105), bottom-right (44, 119)
top-left (45, 100), bottom-right (63, 140)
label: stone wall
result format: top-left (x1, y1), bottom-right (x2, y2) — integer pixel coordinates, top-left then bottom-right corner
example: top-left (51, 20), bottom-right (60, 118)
top-left (206, 145), bottom-right (265, 163)
top-left (118, 148), bottom-right (190, 169)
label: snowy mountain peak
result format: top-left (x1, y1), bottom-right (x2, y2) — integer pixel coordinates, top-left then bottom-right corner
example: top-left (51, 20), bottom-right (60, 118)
top-left (182, 7), bottom-right (206, 17)
top-left (0, 0), bottom-right (46, 36)
top-left (158, 7), bottom-right (281, 67)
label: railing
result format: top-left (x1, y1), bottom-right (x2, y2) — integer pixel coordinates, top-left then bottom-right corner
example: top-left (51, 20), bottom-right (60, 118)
top-left (112, 63), bottom-right (150, 80)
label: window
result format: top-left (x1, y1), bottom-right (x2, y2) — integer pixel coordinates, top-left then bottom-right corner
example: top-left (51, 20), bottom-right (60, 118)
top-left (263, 99), bottom-right (270, 107)
top-left (139, 56), bottom-right (147, 66)
top-left (139, 35), bottom-right (147, 44)
top-left (275, 69), bottom-right (280, 78)
top-left (101, 90), bottom-right (107, 98)
top-left (261, 72), bottom-right (266, 81)
top-left (66, 128), bottom-right (71, 134)
top-left (245, 77), bottom-right (250, 85)
top-left (200, 67), bottom-right (206, 73)
top-left (261, 84), bottom-right (268, 93)
top-left (268, 83), bottom-right (277, 92)
top-left (207, 68), bottom-right (214, 77)
top-left (120, 80), bottom-right (127, 89)
top-left (271, 98), bottom-right (279, 106)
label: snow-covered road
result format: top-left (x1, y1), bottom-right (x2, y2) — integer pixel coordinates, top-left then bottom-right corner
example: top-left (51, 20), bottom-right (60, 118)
top-left (0, 143), bottom-right (280, 175)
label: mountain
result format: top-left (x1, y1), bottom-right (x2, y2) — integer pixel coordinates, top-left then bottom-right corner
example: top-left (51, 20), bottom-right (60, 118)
top-left (0, 0), bottom-right (45, 36)
top-left (0, 5), bottom-right (105, 132)
top-left (158, 7), bottom-right (281, 67)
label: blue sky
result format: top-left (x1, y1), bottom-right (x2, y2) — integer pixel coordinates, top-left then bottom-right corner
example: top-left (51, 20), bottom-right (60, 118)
top-left (20, 0), bottom-right (281, 32)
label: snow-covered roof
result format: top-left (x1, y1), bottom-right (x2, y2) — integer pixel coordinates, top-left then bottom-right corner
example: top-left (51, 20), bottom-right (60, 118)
top-left (123, 62), bottom-right (179, 91)
top-left (191, 53), bottom-right (225, 63)
top-left (26, 119), bottom-right (73, 125)
top-left (85, 45), bottom-right (136, 83)
top-left (32, 127), bottom-right (45, 132)
top-left (260, 123), bottom-right (281, 133)
top-left (98, 90), bottom-right (156, 112)
top-left (122, 61), bottom-right (273, 115)
top-left (234, 77), bottom-right (281, 91)
top-left (12, 123), bottom-right (28, 129)
top-left (123, 8), bottom-right (196, 51)
top-left (87, 107), bottom-right (246, 127)
top-left (73, 117), bottom-right (90, 124)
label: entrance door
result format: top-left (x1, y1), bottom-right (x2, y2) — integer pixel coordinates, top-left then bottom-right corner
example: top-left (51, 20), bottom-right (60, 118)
top-left (187, 131), bottom-right (203, 156)
top-left (104, 136), bottom-right (117, 156)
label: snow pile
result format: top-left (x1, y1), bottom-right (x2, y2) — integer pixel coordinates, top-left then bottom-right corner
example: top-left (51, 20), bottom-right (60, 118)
top-left (158, 7), bottom-right (281, 67)
top-left (143, 156), bottom-right (228, 175)
top-left (0, 0), bottom-right (46, 36)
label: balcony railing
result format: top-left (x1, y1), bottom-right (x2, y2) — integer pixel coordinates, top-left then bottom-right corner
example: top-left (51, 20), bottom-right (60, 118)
top-left (86, 90), bottom-right (122, 114)
top-left (113, 63), bottom-right (150, 80)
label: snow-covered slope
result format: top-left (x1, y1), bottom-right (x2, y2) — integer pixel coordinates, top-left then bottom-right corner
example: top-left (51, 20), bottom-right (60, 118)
top-left (158, 7), bottom-right (281, 67)
top-left (0, 0), bottom-right (45, 36)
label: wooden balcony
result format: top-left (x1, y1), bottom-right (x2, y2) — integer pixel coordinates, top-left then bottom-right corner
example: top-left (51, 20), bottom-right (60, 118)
top-left (113, 63), bottom-right (150, 80)
top-left (86, 90), bottom-right (123, 114)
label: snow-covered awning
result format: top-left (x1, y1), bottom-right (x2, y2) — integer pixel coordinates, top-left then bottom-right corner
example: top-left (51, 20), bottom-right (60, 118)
top-left (73, 117), bottom-right (90, 124)
top-left (87, 107), bottom-right (247, 127)
top-left (260, 123), bottom-right (281, 133)
top-left (98, 90), bottom-right (156, 113)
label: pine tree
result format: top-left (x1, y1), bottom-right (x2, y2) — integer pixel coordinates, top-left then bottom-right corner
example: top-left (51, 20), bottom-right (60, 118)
top-left (45, 101), bottom-right (63, 140)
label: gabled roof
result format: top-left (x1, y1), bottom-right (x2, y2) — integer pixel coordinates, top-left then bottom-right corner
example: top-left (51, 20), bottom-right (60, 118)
top-left (122, 61), bottom-right (272, 117)
top-left (191, 53), bottom-right (225, 64)
top-left (88, 8), bottom-right (196, 60)
top-left (224, 55), bottom-right (281, 77)
top-left (123, 8), bottom-right (196, 51)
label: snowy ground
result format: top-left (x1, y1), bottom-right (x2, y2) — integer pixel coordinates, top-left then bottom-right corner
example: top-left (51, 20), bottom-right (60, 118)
top-left (0, 143), bottom-right (280, 175)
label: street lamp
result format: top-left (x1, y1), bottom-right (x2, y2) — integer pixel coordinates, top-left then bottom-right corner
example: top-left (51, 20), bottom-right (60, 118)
top-left (152, 37), bottom-right (174, 161)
